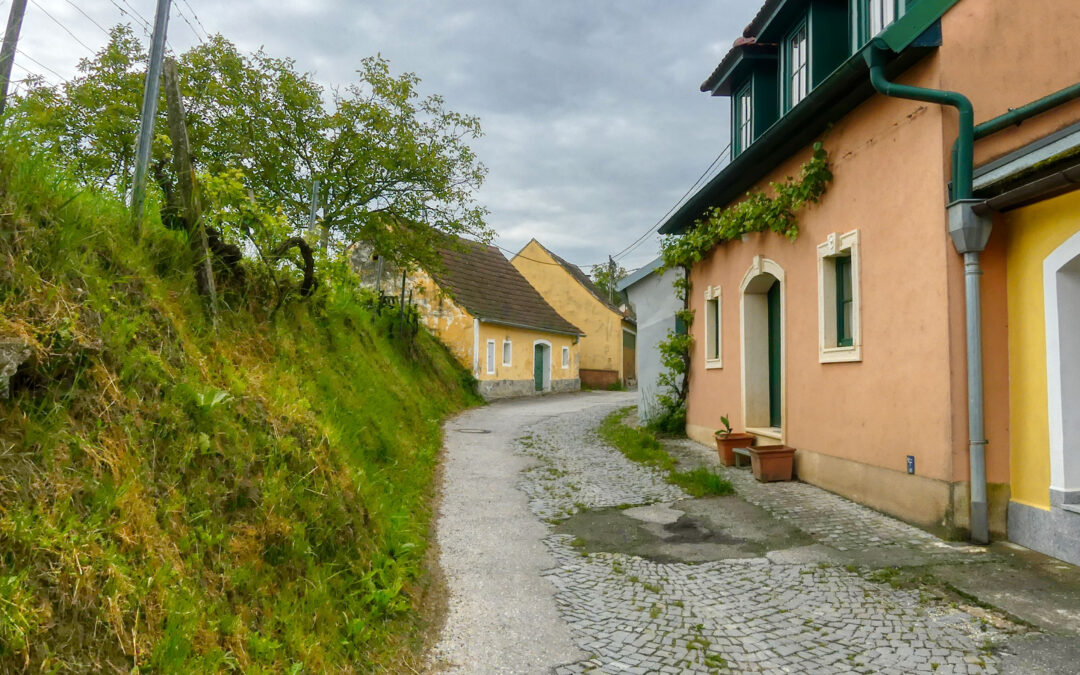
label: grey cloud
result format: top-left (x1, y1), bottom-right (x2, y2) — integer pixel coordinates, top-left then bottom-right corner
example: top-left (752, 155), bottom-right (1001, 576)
top-left (26, 0), bottom-right (753, 270)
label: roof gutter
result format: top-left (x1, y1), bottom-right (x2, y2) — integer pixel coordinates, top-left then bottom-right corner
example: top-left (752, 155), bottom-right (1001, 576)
top-left (867, 42), bottom-right (991, 545)
top-left (951, 82), bottom-right (1080, 197)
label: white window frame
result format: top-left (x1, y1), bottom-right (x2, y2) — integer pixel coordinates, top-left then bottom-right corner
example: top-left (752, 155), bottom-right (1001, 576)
top-left (561, 346), bottom-right (570, 369)
top-left (502, 339), bottom-right (512, 367)
top-left (486, 339), bottom-right (496, 375)
top-left (704, 285), bottom-right (723, 369)
top-left (817, 230), bottom-right (862, 363)
top-left (870, 0), bottom-right (896, 36)
top-left (737, 85), bottom-right (753, 153)
top-left (788, 22), bottom-right (809, 109)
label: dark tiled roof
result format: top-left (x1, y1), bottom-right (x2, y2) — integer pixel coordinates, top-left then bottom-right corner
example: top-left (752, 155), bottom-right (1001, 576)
top-left (526, 240), bottom-right (635, 322)
top-left (431, 238), bottom-right (583, 336)
top-left (744, 0), bottom-right (785, 37)
top-left (700, 39), bottom-right (778, 94)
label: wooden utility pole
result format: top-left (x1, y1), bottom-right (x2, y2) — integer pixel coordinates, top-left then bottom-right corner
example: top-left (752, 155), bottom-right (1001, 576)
top-left (608, 256), bottom-right (617, 304)
top-left (163, 57), bottom-right (217, 323)
top-left (307, 179), bottom-right (320, 228)
top-left (130, 0), bottom-right (172, 231)
top-left (0, 0), bottom-right (28, 118)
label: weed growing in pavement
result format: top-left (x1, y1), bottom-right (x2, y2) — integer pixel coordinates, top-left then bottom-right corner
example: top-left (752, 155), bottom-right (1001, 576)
top-left (598, 408), bottom-right (734, 496)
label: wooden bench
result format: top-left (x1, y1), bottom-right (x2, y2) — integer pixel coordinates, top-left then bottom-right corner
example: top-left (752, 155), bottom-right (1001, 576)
top-left (732, 446), bottom-right (752, 469)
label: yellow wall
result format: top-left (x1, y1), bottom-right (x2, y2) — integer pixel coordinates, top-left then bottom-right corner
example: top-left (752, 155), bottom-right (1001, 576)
top-left (476, 323), bottom-right (579, 383)
top-left (409, 268), bottom-right (580, 384)
top-left (512, 240), bottom-right (624, 376)
top-left (410, 270), bottom-right (476, 370)
top-left (1003, 190), bottom-right (1080, 509)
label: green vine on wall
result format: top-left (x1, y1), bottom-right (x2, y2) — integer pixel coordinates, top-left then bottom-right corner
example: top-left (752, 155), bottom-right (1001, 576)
top-left (648, 143), bottom-right (833, 430)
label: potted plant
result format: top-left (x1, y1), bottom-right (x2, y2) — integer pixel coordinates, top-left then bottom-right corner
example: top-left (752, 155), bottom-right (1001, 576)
top-left (714, 415), bottom-right (755, 467)
top-left (747, 445), bottom-right (796, 482)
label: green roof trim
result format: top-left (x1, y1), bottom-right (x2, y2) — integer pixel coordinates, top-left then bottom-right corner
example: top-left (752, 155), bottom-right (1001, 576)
top-left (658, 1), bottom-right (957, 236)
top-left (877, 0), bottom-right (960, 53)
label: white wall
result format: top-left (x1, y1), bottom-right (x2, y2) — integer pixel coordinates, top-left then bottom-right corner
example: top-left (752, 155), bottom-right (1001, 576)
top-left (624, 266), bottom-right (685, 421)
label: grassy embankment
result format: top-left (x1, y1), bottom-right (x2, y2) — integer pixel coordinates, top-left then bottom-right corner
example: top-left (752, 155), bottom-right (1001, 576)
top-left (598, 408), bottom-right (733, 497)
top-left (0, 145), bottom-right (481, 671)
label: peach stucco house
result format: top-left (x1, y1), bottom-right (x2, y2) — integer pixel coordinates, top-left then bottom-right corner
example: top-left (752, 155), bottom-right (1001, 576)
top-left (658, 0), bottom-right (1080, 563)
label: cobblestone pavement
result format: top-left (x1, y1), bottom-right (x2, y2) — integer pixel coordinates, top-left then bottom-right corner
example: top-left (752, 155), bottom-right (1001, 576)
top-left (665, 439), bottom-right (974, 556)
top-left (518, 403), bottom-right (1009, 674)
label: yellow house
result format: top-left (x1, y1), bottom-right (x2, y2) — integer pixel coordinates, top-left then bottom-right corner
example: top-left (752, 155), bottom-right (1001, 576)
top-left (998, 186), bottom-right (1080, 565)
top-left (512, 240), bottom-right (637, 388)
top-left (410, 238), bottom-right (584, 400)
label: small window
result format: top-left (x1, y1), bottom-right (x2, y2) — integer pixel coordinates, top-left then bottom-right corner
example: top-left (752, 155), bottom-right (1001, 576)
top-left (736, 83), bottom-right (753, 154)
top-left (704, 286), bottom-right (722, 368)
top-left (675, 314), bottom-right (688, 336)
top-left (854, 0), bottom-right (902, 49)
top-left (486, 339), bottom-right (496, 375)
top-left (786, 21), bottom-right (809, 110)
top-left (817, 231), bottom-right (861, 362)
top-left (835, 256), bottom-right (853, 347)
top-left (502, 340), bottom-right (512, 367)
top-left (561, 346), bottom-right (570, 369)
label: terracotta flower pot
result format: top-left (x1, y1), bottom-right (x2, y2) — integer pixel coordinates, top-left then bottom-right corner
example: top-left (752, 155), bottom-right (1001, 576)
top-left (714, 432), bottom-right (755, 467)
top-left (748, 445), bottom-right (796, 482)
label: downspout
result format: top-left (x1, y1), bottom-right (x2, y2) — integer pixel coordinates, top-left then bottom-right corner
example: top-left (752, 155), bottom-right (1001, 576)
top-left (866, 44), bottom-right (992, 544)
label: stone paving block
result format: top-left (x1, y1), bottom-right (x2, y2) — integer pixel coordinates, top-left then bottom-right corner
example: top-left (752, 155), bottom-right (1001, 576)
top-left (512, 405), bottom-right (1007, 675)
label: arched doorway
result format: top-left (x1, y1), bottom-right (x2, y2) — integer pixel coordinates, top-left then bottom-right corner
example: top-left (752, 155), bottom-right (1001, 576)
top-left (1046, 231), bottom-right (1080, 505)
top-left (533, 341), bottom-right (552, 392)
top-left (741, 257), bottom-right (785, 434)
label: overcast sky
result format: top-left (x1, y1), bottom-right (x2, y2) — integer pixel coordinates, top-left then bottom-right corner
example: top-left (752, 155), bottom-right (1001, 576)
top-left (8, 0), bottom-right (750, 272)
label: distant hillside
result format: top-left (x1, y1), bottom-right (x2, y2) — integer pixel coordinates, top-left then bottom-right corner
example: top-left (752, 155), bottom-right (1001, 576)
top-left (0, 142), bottom-right (480, 671)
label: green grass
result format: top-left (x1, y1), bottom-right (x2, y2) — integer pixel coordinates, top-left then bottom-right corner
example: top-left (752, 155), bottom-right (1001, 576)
top-left (598, 408), bottom-right (733, 497)
top-left (0, 140), bottom-right (481, 670)
top-left (670, 467), bottom-right (735, 497)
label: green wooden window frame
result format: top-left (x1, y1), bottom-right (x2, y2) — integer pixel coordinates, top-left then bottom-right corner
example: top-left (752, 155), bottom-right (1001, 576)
top-left (835, 255), bottom-right (854, 347)
top-left (783, 18), bottom-right (810, 112)
top-left (735, 82), bottom-right (753, 155)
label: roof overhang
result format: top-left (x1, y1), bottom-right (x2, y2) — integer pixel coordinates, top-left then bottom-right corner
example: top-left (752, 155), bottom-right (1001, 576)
top-left (660, 14), bottom-right (947, 235)
top-left (616, 257), bottom-right (664, 292)
top-left (477, 317), bottom-right (585, 338)
top-left (701, 42), bottom-right (779, 96)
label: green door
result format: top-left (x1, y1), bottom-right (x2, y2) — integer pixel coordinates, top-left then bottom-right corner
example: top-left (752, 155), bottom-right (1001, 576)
top-left (767, 281), bottom-right (782, 428)
top-left (534, 344), bottom-right (544, 391)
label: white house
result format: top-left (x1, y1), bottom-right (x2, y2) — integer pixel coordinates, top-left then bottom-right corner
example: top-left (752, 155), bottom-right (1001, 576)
top-left (616, 258), bottom-right (685, 421)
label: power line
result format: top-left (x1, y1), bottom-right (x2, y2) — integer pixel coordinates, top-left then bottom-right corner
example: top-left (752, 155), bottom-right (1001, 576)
top-left (611, 142), bottom-right (732, 263)
top-left (177, 0), bottom-right (208, 39)
top-left (15, 47), bottom-right (64, 81)
top-left (61, 0), bottom-right (111, 37)
top-left (493, 243), bottom-right (603, 269)
top-left (171, 2), bottom-right (203, 44)
top-left (118, 0), bottom-right (152, 28)
top-left (27, 0), bottom-right (95, 54)
top-left (108, 0), bottom-right (151, 35)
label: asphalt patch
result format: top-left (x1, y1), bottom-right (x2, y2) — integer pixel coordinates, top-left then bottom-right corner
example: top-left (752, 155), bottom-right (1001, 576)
top-left (553, 495), bottom-right (815, 564)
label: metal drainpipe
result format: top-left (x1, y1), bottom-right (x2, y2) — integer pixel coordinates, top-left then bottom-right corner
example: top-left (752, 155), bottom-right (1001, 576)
top-left (865, 44), bottom-right (991, 544)
top-left (950, 81), bottom-right (1080, 196)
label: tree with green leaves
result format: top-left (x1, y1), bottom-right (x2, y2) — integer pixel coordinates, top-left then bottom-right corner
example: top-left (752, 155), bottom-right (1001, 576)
top-left (591, 259), bottom-right (628, 302)
top-left (9, 26), bottom-right (489, 276)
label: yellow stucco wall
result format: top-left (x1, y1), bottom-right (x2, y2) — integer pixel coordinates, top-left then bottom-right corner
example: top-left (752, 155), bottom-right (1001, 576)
top-left (1003, 190), bottom-right (1080, 510)
top-left (410, 270), bottom-right (476, 370)
top-left (476, 323), bottom-right (579, 384)
top-left (511, 240), bottom-right (624, 376)
top-left (409, 269), bottom-right (580, 385)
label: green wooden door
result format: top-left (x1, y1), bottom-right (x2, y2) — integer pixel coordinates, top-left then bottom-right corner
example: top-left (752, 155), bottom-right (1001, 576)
top-left (534, 344), bottom-right (544, 391)
top-left (767, 281), bottom-right (782, 428)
